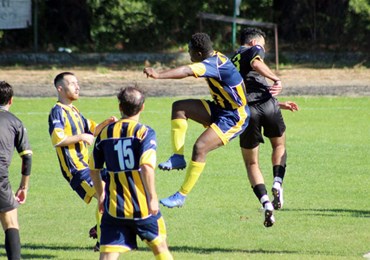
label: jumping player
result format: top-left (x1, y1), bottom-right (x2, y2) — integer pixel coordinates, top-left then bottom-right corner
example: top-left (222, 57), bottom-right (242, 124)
top-left (143, 32), bottom-right (250, 208)
top-left (231, 27), bottom-right (299, 227)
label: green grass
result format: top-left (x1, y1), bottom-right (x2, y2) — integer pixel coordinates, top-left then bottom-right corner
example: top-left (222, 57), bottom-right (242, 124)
top-left (3, 96), bottom-right (370, 259)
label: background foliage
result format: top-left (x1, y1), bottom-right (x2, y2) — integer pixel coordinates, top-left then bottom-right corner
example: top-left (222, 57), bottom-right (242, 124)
top-left (0, 0), bottom-right (369, 52)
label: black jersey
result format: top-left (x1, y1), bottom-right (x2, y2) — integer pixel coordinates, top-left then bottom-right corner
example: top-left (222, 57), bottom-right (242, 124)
top-left (0, 109), bottom-right (32, 180)
top-left (231, 45), bottom-right (272, 103)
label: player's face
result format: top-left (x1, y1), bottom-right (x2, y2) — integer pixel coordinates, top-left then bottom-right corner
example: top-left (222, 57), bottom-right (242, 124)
top-left (61, 75), bottom-right (80, 101)
top-left (188, 42), bottom-right (203, 62)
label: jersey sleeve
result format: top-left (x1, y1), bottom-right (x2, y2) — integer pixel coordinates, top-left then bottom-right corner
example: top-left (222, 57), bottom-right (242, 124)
top-left (48, 106), bottom-right (66, 146)
top-left (89, 134), bottom-right (105, 170)
top-left (80, 112), bottom-right (97, 135)
top-left (15, 120), bottom-right (32, 157)
top-left (249, 45), bottom-right (266, 64)
top-left (139, 127), bottom-right (157, 169)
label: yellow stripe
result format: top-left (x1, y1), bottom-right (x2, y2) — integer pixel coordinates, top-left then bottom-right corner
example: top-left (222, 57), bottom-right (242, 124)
top-left (100, 124), bottom-right (108, 140)
top-left (113, 121), bottom-right (122, 138)
top-left (19, 150), bottom-right (32, 156)
top-left (119, 173), bottom-right (134, 218)
top-left (108, 172), bottom-right (118, 217)
top-left (132, 171), bottom-right (149, 217)
top-left (224, 106), bottom-right (248, 140)
top-left (100, 245), bottom-right (131, 253)
top-left (56, 148), bottom-right (73, 181)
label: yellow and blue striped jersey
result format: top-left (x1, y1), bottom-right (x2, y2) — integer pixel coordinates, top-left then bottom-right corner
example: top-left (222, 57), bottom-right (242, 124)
top-left (189, 51), bottom-right (247, 110)
top-left (48, 102), bottom-right (96, 183)
top-left (89, 119), bottom-right (157, 220)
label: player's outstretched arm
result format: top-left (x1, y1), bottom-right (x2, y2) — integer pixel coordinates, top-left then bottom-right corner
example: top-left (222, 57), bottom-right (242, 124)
top-left (143, 66), bottom-right (194, 79)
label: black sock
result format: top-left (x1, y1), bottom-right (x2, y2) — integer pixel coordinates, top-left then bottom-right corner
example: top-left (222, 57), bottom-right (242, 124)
top-left (253, 184), bottom-right (269, 206)
top-left (5, 228), bottom-right (21, 260)
top-left (273, 165), bottom-right (286, 182)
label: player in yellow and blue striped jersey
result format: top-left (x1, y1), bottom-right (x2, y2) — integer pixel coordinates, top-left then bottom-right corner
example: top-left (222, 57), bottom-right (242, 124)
top-left (143, 32), bottom-right (250, 208)
top-left (48, 72), bottom-right (116, 251)
top-left (89, 86), bottom-right (173, 259)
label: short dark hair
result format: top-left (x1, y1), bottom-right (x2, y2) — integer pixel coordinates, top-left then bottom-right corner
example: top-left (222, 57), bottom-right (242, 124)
top-left (240, 27), bottom-right (266, 45)
top-left (117, 86), bottom-right (145, 117)
top-left (54, 72), bottom-right (75, 88)
top-left (190, 33), bottom-right (213, 54)
top-left (0, 81), bottom-right (13, 106)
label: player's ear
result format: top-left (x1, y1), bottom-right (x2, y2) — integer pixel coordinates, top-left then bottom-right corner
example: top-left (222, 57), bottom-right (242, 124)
top-left (8, 97), bottom-right (13, 106)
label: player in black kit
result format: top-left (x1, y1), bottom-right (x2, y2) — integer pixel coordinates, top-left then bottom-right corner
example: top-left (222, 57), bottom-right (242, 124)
top-left (231, 28), bottom-right (298, 227)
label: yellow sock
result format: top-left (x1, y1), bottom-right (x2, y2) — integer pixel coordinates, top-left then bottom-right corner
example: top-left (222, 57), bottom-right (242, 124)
top-left (155, 250), bottom-right (173, 260)
top-left (171, 119), bottom-right (188, 155)
top-left (179, 160), bottom-right (205, 195)
top-left (96, 205), bottom-right (102, 241)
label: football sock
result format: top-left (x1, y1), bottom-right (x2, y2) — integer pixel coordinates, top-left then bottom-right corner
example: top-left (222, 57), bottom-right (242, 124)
top-left (253, 184), bottom-right (270, 206)
top-left (273, 165), bottom-right (286, 184)
top-left (155, 250), bottom-right (173, 260)
top-left (179, 160), bottom-right (205, 195)
top-left (171, 119), bottom-right (188, 155)
top-left (5, 228), bottom-right (21, 260)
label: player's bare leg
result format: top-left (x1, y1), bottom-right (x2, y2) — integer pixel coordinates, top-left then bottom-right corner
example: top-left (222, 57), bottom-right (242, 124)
top-left (159, 99), bottom-right (212, 171)
top-left (270, 133), bottom-right (287, 210)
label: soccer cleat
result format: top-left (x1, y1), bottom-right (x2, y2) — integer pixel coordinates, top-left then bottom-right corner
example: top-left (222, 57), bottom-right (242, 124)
top-left (272, 182), bottom-right (284, 210)
top-left (93, 242), bottom-right (100, 252)
top-left (363, 251), bottom-right (370, 259)
top-left (160, 192), bottom-right (186, 208)
top-left (89, 225), bottom-right (97, 239)
top-left (158, 154), bottom-right (186, 171)
top-left (263, 202), bottom-right (275, 228)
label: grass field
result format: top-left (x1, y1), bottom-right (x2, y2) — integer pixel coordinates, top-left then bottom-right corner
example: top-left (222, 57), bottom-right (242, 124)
top-left (2, 95), bottom-right (369, 259)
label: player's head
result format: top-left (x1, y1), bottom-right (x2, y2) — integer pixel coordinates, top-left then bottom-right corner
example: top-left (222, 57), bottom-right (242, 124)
top-left (117, 86), bottom-right (145, 117)
top-left (0, 81), bottom-right (13, 106)
top-left (54, 72), bottom-right (80, 102)
top-left (240, 27), bottom-right (266, 48)
top-left (188, 33), bottom-right (213, 62)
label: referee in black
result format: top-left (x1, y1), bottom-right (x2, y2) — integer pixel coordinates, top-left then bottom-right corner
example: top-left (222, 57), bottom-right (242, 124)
top-left (0, 81), bottom-right (33, 260)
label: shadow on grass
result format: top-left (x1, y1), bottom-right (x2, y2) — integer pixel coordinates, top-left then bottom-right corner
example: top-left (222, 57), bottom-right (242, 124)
top-left (0, 243), bottom-right (95, 259)
top-left (283, 208), bottom-right (370, 218)
top-left (0, 242), bottom-right (346, 258)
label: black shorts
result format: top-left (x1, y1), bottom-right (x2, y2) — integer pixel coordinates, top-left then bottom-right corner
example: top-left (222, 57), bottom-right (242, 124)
top-left (0, 180), bottom-right (19, 213)
top-left (239, 98), bottom-right (286, 149)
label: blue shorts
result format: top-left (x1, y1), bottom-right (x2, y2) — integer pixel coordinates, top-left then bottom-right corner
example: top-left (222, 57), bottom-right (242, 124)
top-left (202, 100), bottom-right (250, 144)
top-left (70, 168), bottom-right (107, 204)
top-left (100, 212), bottom-right (167, 253)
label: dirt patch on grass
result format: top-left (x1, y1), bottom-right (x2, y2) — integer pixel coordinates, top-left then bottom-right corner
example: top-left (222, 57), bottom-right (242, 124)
top-left (1, 67), bottom-right (369, 97)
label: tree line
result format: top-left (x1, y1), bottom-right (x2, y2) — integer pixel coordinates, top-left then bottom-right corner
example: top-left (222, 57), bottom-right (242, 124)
top-left (1, 0), bottom-right (369, 53)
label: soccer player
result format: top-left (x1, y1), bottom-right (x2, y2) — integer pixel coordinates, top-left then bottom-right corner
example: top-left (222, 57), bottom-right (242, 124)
top-left (89, 86), bottom-right (173, 260)
top-left (231, 27), bottom-right (299, 227)
top-left (48, 72), bottom-right (116, 251)
top-left (0, 81), bottom-right (33, 260)
top-left (143, 32), bottom-right (250, 208)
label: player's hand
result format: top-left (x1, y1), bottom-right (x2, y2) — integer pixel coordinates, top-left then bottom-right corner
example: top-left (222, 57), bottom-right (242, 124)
top-left (269, 80), bottom-right (282, 96)
top-left (15, 188), bottom-right (28, 204)
top-left (81, 133), bottom-right (95, 145)
top-left (148, 197), bottom-right (159, 216)
top-left (143, 67), bottom-right (159, 79)
top-left (279, 101), bottom-right (299, 112)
